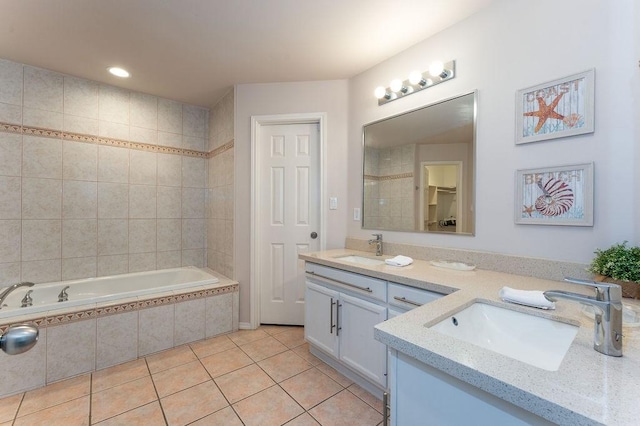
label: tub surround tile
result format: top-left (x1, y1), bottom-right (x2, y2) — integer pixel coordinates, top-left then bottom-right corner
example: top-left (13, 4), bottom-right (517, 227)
top-left (0, 328), bottom-right (46, 398)
top-left (62, 141), bottom-right (98, 181)
top-left (91, 376), bottom-right (156, 424)
top-left (205, 292), bottom-right (233, 338)
top-left (182, 187), bottom-right (205, 218)
top-left (157, 153), bottom-right (182, 187)
top-left (62, 181), bottom-right (97, 219)
top-left (129, 150), bottom-right (157, 185)
top-left (62, 219), bottom-right (97, 258)
top-left (63, 76), bottom-right (99, 119)
top-left (98, 145), bottom-right (129, 183)
top-left (183, 135), bottom-right (205, 151)
top-left (23, 66), bottom-right (63, 113)
top-left (99, 120), bottom-right (129, 141)
top-left (46, 319), bottom-right (97, 383)
top-left (63, 115), bottom-right (99, 136)
top-left (182, 218), bottom-right (204, 249)
top-left (21, 178), bottom-right (62, 220)
top-left (21, 259), bottom-right (61, 284)
top-left (22, 219), bottom-right (61, 261)
top-left (129, 185), bottom-right (156, 218)
top-left (22, 136), bottom-right (62, 179)
top-left (182, 156), bottom-right (206, 188)
top-left (98, 85), bottom-right (129, 125)
top-left (138, 304), bottom-right (174, 356)
top-left (233, 385), bottom-right (304, 426)
top-left (157, 131), bottom-right (182, 149)
top-left (182, 248), bottom-right (204, 268)
top-left (0, 103), bottom-right (22, 125)
top-left (0, 262), bottom-right (20, 287)
top-left (157, 186), bottom-right (181, 218)
top-left (97, 254), bottom-right (128, 276)
top-left (182, 105), bottom-right (207, 139)
top-left (0, 59), bottom-right (23, 106)
top-left (96, 310), bottom-right (139, 369)
top-left (97, 182), bottom-right (129, 218)
top-left (128, 219), bottom-right (156, 253)
top-left (0, 176), bottom-right (21, 219)
top-left (18, 375), bottom-right (90, 417)
top-left (174, 298), bottom-right (205, 345)
top-left (158, 98), bottom-right (182, 134)
top-left (0, 133), bottom-right (22, 177)
top-left (157, 250), bottom-right (182, 269)
top-left (62, 257), bottom-right (97, 281)
top-left (97, 219), bottom-right (128, 255)
top-left (14, 395), bottom-right (90, 426)
top-left (130, 92), bottom-right (157, 130)
top-left (91, 359), bottom-right (149, 393)
top-left (22, 107), bottom-right (64, 130)
top-left (160, 380), bottom-right (227, 426)
top-left (128, 125), bottom-right (157, 146)
top-left (156, 219), bottom-right (181, 252)
top-left (129, 252), bottom-right (156, 273)
top-left (215, 364), bottom-right (275, 404)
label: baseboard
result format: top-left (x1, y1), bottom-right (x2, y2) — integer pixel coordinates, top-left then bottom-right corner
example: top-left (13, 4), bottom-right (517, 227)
top-left (239, 322), bottom-right (253, 330)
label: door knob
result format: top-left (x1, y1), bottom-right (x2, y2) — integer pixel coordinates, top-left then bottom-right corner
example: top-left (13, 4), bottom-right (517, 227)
top-left (310, 232), bottom-right (318, 239)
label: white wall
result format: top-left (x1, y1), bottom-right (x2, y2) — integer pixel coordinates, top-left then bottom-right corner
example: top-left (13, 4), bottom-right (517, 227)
top-left (348, 0), bottom-right (639, 263)
top-left (235, 80), bottom-right (349, 324)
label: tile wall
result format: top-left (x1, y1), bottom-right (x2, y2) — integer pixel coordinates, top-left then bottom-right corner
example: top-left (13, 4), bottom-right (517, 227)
top-left (0, 58), bottom-right (210, 285)
top-left (207, 90), bottom-right (234, 279)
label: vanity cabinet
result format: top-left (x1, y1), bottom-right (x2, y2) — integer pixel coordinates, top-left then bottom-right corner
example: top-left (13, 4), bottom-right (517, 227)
top-left (305, 264), bottom-right (388, 388)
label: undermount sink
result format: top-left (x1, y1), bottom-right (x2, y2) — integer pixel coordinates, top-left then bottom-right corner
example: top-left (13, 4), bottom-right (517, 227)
top-left (429, 302), bottom-right (579, 371)
top-left (335, 255), bottom-right (385, 266)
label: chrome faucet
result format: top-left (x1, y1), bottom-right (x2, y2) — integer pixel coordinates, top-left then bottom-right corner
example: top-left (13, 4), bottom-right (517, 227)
top-left (21, 290), bottom-right (33, 308)
top-left (544, 277), bottom-right (623, 357)
top-left (0, 282), bottom-right (35, 309)
top-left (368, 233), bottom-right (383, 256)
top-left (58, 286), bottom-right (70, 302)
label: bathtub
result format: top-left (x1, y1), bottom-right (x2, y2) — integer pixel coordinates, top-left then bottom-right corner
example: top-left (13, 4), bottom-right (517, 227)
top-left (0, 266), bottom-right (219, 319)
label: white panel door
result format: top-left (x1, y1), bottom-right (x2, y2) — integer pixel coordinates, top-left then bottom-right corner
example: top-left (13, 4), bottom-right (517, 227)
top-left (259, 123), bottom-right (320, 325)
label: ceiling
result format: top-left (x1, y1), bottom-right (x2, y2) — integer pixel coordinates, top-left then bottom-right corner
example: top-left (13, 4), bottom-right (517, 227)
top-left (0, 0), bottom-right (495, 107)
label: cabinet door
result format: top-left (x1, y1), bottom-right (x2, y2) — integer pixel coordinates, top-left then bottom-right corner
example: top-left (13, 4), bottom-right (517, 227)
top-left (305, 281), bottom-right (339, 358)
top-left (338, 293), bottom-right (387, 387)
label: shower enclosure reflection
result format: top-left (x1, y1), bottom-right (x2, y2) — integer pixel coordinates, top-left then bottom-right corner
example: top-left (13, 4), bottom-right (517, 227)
top-left (362, 92), bottom-right (476, 235)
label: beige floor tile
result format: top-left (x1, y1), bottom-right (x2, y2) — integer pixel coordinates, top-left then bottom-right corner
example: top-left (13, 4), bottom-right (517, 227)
top-left (286, 412), bottom-right (321, 425)
top-left (19, 374), bottom-right (90, 417)
top-left (146, 345), bottom-right (197, 374)
top-left (94, 401), bottom-right (165, 425)
top-left (190, 406), bottom-right (243, 425)
top-left (308, 390), bottom-right (382, 426)
top-left (240, 335), bottom-right (288, 362)
top-left (258, 350), bottom-right (312, 383)
top-left (292, 343), bottom-right (323, 366)
top-left (0, 393), bottom-right (23, 423)
top-left (189, 334), bottom-right (236, 358)
top-left (273, 327), bottom-right (306, 348)
top-left (14, 395), bottom-right (89, 426)
top-left (91, 376), bottom-right (157, 423)
top-left (280, 368), bottom-right (343, 410)
top-left (215, 364), bottom-right (275, 404)
top-left (233, 385), bottom-right (303, 426)
top-left (259, 325), bottom-right (300, 335)
top-left (348, 383), bottom-right (383, 413)
top-left (160, 380), bottom-right (227, 426)
top-left (227, 329), bottom-right (269, 346)
top-left (200, 346), bottom-right (253, 378)
top-left (92, 359), bottom-right (149, 393)
top-left (152, 360), bottom-right (210, 398)
top-left (315, 363), bottom-right (354, 387)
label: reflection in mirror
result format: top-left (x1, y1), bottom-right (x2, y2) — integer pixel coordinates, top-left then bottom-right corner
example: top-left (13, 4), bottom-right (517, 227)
top-left (362, 92), bottom-right (476, 235)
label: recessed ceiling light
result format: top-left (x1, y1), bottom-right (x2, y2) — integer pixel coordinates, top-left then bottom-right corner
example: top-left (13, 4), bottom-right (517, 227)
top-left (107, 67), bottom-right (130, 78)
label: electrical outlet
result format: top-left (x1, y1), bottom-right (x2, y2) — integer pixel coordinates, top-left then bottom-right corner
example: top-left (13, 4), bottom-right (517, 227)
top-left (353, 208), bottom-right (361, 221)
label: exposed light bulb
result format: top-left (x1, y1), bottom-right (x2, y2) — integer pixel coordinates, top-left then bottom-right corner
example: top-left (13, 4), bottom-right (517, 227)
top-left (374, 86), bottom-right (388, 99)
top-left (408, 71), bottom-right (423, 85)
top-left (390, 79), bottom-right (403, 93)
top-left (107, 67), bottom-right (130, 78)
top-left (428, 61), bottom-right (444, 78)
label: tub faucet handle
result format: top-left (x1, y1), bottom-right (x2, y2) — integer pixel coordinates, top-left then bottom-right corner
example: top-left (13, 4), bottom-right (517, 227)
top-left (21, 290), bottom-right (33, 308)
top-left (58, 286), bottom-right (70, 303)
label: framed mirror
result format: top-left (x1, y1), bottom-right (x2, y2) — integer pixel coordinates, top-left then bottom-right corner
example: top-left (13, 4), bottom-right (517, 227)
top-left (362, 92), bottom-right (476, 235)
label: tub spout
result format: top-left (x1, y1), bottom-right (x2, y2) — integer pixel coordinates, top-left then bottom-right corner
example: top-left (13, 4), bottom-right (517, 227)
top-left (21, 290), bottom-right (33, 308)
top-left (58, 286), bottom-right (70, 302)
top-left (0, 282), bottom-right (35, 309)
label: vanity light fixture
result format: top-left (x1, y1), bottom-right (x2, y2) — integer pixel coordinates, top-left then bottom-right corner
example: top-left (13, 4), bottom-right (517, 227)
top-left (375, 59), bottom-right (455, 106)
top-left (107, 66), bottom-right (130, 78)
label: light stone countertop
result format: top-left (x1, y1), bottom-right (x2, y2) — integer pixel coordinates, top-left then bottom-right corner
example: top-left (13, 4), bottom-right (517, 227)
top-left (300, 249), bottom-right (640, 426)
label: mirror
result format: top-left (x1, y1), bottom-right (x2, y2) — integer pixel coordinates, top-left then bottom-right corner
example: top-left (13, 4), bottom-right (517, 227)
top-left (362, 92), bottom-right (476, 235)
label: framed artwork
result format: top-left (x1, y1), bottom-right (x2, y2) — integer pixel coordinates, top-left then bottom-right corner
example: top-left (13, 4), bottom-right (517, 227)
top-left (515, 163), bottom-right (594, 226)
top-left (516, 69), bottom-right (594, 144)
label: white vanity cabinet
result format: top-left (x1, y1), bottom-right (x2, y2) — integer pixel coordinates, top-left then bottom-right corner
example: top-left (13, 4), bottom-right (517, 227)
top-left (305, 263), bottom-right (388, 389)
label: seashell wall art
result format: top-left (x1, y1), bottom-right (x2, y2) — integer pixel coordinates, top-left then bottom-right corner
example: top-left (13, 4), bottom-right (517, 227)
top-left (515, 163), bottom-right (594, 226)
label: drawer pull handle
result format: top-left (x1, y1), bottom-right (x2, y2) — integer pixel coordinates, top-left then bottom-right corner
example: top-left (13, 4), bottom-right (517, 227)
top-left (306, 271), bottom-right (373, 293)
top-left (330, 298), bottom-right (337, 334)
top-left (393, 296), bottom-right (422, 307)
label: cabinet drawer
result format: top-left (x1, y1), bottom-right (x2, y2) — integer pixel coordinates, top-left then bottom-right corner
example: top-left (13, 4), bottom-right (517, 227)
top-left (388, 282), bottom-right (442, 310)
top-left (305, 263), bottom-right (386, 302)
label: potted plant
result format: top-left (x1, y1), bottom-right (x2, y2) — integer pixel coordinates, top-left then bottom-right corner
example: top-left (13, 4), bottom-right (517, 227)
top-left (588, 241), bottom-right (640, 299)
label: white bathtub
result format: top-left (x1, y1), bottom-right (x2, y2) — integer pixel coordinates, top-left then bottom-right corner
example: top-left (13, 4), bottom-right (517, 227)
top-left (0, 267), bottom-right (219, 319)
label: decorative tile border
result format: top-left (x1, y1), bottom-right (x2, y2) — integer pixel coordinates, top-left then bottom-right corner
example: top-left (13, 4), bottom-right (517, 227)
top-left (0, 121), bottom-right (234, 159)
top-left (0, 283), bottom-right (238, 327)
top-left (364, 172), bottom-right (413, 181)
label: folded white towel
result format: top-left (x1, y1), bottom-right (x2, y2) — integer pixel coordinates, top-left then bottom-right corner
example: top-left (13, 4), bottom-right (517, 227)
top-left (385, 255), bottom-right (414, 267)
top-left (499, 286), bottom-right (555, 310)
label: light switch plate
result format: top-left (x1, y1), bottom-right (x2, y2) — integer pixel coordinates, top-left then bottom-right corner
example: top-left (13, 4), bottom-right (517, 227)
top-left (353, 208), bottom-right (361, 221)
top-left (329, 197), bottom-right (338, 210)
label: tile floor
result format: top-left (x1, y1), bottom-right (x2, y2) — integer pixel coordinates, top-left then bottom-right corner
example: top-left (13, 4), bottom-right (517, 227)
top-left (0, 326), bottom-right (385, 425)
